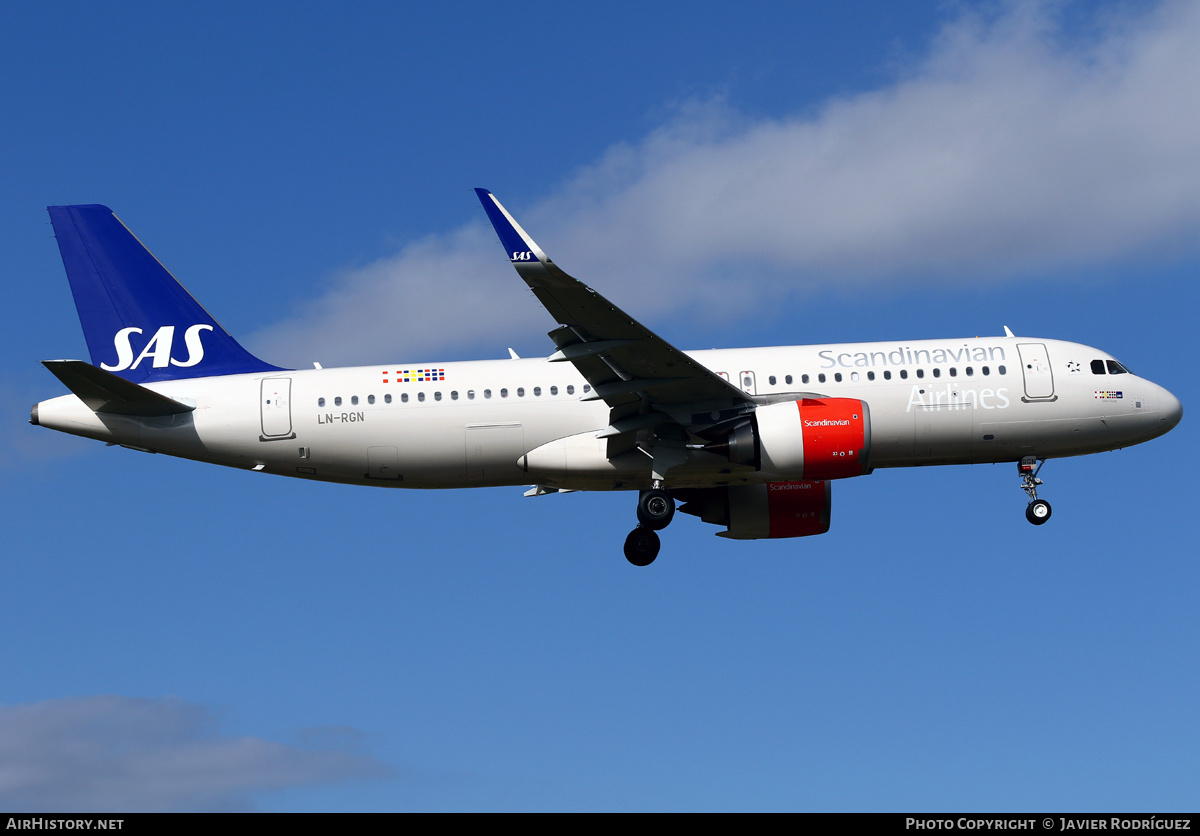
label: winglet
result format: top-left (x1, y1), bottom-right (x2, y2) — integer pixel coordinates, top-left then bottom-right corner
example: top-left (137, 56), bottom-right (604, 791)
top-left (474, 189), bottom-right (550, 265)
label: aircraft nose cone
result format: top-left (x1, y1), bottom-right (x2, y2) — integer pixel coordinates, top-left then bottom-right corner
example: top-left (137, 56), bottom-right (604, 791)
top-left (1160, 386), bottom-right (1183, 431)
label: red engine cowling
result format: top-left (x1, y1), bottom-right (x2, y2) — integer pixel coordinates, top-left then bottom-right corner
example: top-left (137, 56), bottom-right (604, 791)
top-left (714, 398), bottom-right (871, 480)
top-left (678, 481), bottom-right (831, 540)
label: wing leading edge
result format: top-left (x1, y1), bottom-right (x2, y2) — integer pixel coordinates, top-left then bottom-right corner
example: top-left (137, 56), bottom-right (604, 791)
top-left (474, 189), bottom-right (751, 430)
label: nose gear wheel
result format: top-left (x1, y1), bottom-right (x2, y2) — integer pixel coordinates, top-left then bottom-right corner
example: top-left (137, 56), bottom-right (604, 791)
top-left (1026, 499), bottom-right (1052, 525)
top-left (1018, 457), bottom-right (1052, 526)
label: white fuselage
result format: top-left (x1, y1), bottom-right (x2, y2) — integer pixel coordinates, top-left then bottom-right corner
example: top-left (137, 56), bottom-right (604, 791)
top-left (35, 336), bottom-right (1181, 490)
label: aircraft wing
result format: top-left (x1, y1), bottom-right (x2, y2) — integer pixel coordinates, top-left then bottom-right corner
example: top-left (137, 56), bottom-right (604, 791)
top-left (475, 189), bottom-right (751, 422)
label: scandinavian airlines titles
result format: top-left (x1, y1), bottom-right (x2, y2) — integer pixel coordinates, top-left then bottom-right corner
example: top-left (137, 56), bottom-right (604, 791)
top-left (818, 344), bottom-right (1007, 369)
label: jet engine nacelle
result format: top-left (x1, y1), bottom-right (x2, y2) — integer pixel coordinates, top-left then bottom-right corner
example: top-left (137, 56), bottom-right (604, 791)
top-left (678, 480), bottom-right (832, 540)
top-left (712, 398), bottom-right (871, 480)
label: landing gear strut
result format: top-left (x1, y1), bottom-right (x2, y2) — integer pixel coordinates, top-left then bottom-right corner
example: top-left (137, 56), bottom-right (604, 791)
top-left (1019, 456), bottom-right (1052, 525)
top-left (624, 487), bottom-right (675, 565)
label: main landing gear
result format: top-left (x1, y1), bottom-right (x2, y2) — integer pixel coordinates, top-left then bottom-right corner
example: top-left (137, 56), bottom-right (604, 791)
top-left (1019, 456), bottom-right (1052, 525)
top-left (624, 487), bottom-right (675, 566)
top-left (623, 527), bottom-right (661, 567)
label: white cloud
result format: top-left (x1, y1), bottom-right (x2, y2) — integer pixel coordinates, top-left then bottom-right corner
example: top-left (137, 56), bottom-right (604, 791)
top-left (0, 696), bottom-right (388, 812)
top-left (250, 1), bottom-right (1200, 367)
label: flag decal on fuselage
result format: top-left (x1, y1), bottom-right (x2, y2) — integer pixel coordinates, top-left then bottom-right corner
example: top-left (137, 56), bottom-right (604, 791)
top-left (381, 369), bottom-right (446, 384)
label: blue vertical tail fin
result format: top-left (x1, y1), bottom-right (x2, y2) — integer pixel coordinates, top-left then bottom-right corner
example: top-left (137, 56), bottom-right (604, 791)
top-left (47, 204), bottom-right (284, 383)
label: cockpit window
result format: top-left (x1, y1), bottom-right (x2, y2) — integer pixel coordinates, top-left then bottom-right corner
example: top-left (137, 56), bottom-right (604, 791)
top-left (1106, 360), bottom-right (1130, 375)
top-left (1091, 359), bottom-right (1106, 374)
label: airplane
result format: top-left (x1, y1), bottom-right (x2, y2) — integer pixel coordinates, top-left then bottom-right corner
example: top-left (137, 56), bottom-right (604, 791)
top-left (31, 191), bottom-right (1183, 566)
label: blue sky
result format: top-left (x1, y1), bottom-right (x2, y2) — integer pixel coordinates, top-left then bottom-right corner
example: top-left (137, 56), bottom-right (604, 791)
top-left (2, 0), bottom-right (1197, 812)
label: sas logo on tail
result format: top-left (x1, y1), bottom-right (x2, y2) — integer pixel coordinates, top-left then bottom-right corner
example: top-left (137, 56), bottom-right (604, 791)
top-left (102, 324), bottom-right (214, 371)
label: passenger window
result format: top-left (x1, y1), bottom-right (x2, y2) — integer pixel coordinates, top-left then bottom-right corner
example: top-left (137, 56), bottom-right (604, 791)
top-left (434, 392), bottom-right (442, 401)
top-left (965, 367), bottom-right (973, 377)
top-left (418, 392), bottom-right (426, 402)
top-left (451, 391), bottom-right (459, 400)
top-left (768, 375), bottom-right (776, 385)
top-left (583, 385), bottom-right (591, 393)
top-left (533, 387), bottom-right (541, 396)
top-left (785, 375), bottom-right (793, 385)
top-left (998, 365), bottom-right (1007, 375)
top-left (401, 393), bottom-right (409, 403)
top-left (368, 394), bottom-right (375, 404)
top-left (517, 387), bottom-right (525, 397)
top-left (318, 397), bottom-right (325, 407)
top-left (802, 374), bottom-right (809, 384)
top-left (484, 389), bottom-right (492, 399)
top-left (550, 386), bottom-right (558, 395)
top-left (982, 366), bottom-right (990, 376)
top-left (818, 373), bottom-right (826, 383)
top-left (334, 396), bottom-right (342, 406)
top-left (467, 390), bottom-right (475, 400)
top-left (385, 394), bottom-right (392, 404)
top-left (351, 395), bottom-right (359, 405)
top-left (933, 369), bottom-right (941, 378)
top-left (566, 385), bottom-right (574, 395)
top-left (834, 373), bottom-right (843, 382)
top-left (900, 370), bottom-right (908, 380)
top-left (916, 370), bottom-right (924, 379)
top-left (867, 371), bottom-right (875, 381)
top-left (850, 372), bottom-right (859, 382)
top-left (501, 388), bottom-right (508, 398)
top-left (1091, 359), bottom-right (1107, 374)
top-left (883, 371), bottom-right (891, 380)
top-left (949, 368), bottom-right (957, 377)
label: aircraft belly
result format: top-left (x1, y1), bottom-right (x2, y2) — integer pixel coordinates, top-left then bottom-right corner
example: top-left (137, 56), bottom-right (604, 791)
top-left (294, 399), bottom-right (611, 488)
top-left (912, 403), bottom-right (974, 462)
top-left (465, 423), bottom-right (525, 484)
top-left (131, 411), bottom-right (207, 457)
top-left (311, 407), bottom-right (467, 484)
top-left (863, 398), bottom-right (914, 465)
top-left (976, 415), bottom-right (1104, 458)
top-left (1095, 412), bottom-right (1168, 448)
top-left (367, 446), bottom-right (401, 480)
top-left (395, 427), bottom-right (467, 482)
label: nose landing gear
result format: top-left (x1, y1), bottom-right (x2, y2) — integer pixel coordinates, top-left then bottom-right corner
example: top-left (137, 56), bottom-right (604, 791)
top-left (1019, 456), bottom-right (1052, 525)
top-left (624, 487), bottom-right (675, 565)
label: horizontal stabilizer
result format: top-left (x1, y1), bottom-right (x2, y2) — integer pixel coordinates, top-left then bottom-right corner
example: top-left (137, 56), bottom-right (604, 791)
top-left (42, 360), bottom-right (195, 417)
